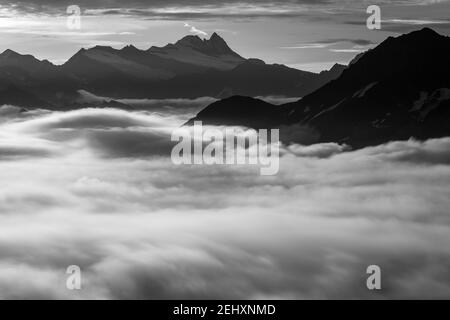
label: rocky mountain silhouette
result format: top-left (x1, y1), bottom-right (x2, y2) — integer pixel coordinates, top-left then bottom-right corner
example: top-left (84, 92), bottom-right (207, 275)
top-left (0, 33), bottom-right (345, 107)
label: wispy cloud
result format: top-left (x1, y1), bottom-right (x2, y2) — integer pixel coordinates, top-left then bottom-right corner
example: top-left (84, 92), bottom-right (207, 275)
top-left (330, 48), bottom-right (365, 53)
top-left (383, 18), bottom-right (450, 25)
top-left (281, 43), bottom-right (330, 49)
top-left (183, 22), bottom-right (208, 37)
top-left (281, 38), bottom-right (375, 50)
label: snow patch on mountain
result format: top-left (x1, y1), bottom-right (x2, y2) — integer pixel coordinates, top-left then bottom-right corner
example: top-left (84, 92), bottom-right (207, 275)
top-left (410, 91), bottom-right (429, 112)
top-left (419, 88), bottom-right (450, 119)
top-left (352, 82), bottom-right (378, 98)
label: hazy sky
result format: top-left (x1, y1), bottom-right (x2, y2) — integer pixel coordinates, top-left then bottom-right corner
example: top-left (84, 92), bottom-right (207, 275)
top-left (0, 0), bottom-right (449, 72)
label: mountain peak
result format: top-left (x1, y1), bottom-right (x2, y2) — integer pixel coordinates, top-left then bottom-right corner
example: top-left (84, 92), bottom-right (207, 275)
top-left (206, 32), bottom-right (242, 58)
top-left (380, 26), bottom-right (445, 48)
top-left (121, 44), bottom-right (141, 54)
top-left (331, 63), bottom-right (346, 69)
top-left (414, 27), bottom-right (440, 36)
top-left (170, 32), bottom-right (244, 59)
top-left (343, 27), bottom-right (450, 80)
top-left (398, 27), bottom-right (443, 42)
top-left (0, 49), bottom-right (21, 58)
top-left (0, 49), bottom-right (57, 73)
top-left (176, 35), bottom-right (204, 47)
top-left (210, 32), bottom-right (223, 42)
top-left (207, 32), bottom-right (230, 49)
top-left (90, 45), bottom-right (116, 52)
top-left (0, 49), bottom-right (45, 64)
top-left (145, 32), bottom-right (245, 71)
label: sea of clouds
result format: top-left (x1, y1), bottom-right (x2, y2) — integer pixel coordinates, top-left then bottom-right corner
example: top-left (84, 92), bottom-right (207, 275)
top-left (0, 104), bottom-right (450, 299)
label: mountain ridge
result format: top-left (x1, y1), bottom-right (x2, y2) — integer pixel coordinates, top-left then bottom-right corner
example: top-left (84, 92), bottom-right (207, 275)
top-left (0, 32), bottom-right (345, 106)
top-left (188, 27), bottom-right (450, 148)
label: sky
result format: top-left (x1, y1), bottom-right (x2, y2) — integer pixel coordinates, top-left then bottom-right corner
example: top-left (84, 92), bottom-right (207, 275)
top-left (0, 1), bottom-right (449, 71)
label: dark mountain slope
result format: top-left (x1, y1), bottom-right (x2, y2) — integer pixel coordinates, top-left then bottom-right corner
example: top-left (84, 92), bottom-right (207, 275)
top-left (188, 28), bottom-right (450, 148)
top-left (0, 50), bottom-right (78, 106)
top-left (284, 27), bottom-right (450, 147)
top-left (0, 85), bottom-right (49, 108)
top-left (146, 58), bottom-right (332, 99)
top-left (186, 96), bottom-right (284, 128)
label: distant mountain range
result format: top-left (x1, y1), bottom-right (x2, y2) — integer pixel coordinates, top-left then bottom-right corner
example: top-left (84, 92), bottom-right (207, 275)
top-left (188, 28), bottom-right (450, 148)
top-left (0, 33), bottom-right (345, 108)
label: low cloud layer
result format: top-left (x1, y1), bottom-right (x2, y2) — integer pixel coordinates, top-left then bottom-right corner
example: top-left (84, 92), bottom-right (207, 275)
top-left (0, 106), bottom-right (450, 299)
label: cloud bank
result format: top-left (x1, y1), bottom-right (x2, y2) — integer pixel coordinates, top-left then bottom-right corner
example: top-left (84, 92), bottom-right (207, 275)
top-left (0, 106), bottom-right (450, 299)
